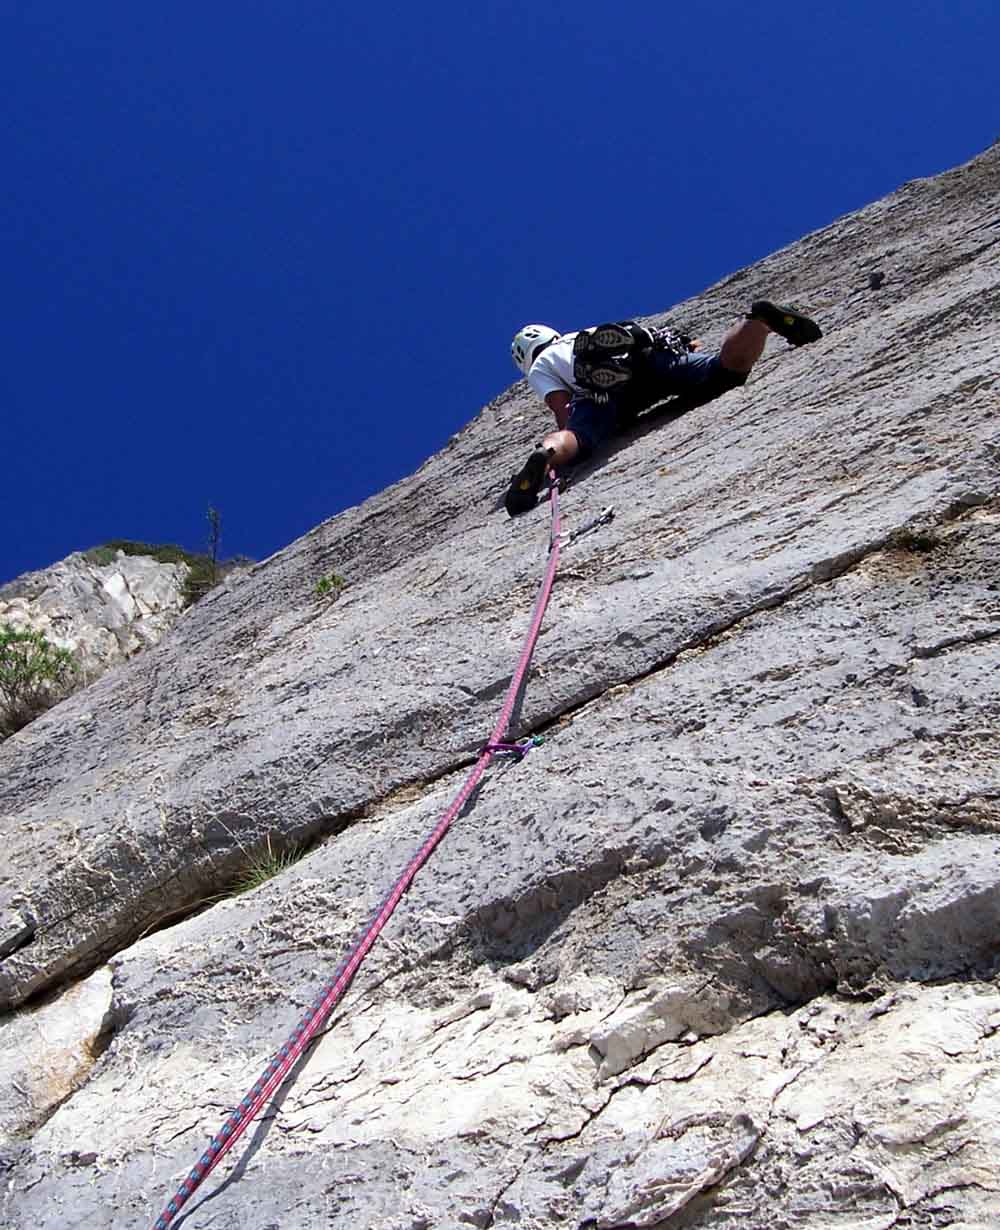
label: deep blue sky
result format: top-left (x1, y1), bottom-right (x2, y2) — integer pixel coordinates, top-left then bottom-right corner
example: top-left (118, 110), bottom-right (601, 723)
top-left (3, 1), bottom-right (998, 583)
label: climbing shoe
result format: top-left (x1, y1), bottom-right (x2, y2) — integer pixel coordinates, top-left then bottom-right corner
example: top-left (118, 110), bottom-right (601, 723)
top-left (573, 321), bottom-right (655, 357)
top-left (505, 447), bottom-right (553, 516)
top-left (749, 301), bottom-right (823, 347)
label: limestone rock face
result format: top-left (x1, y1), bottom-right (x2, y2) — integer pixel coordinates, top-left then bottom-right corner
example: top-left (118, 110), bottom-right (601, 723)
top-left (1, 145), bottom-right (999, 1228)
top-left (0, 967), bottom-right (114, 1146)
top-left (0, 550), bottom-right (190, 680)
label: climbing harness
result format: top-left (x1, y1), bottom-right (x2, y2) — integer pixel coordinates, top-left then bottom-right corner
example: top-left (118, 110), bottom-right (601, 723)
top-left (151, 474), bottom-right (566, 1229)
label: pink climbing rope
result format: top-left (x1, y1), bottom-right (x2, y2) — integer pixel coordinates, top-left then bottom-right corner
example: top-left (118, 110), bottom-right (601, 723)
top-left (152, 478), bottom-right (562, 1228)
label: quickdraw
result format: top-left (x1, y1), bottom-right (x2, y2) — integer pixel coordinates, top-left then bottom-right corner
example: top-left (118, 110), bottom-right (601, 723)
top-left (480, 735), bottom-right (545, 759)
top-left (563, 505), bottom-right (614, 547)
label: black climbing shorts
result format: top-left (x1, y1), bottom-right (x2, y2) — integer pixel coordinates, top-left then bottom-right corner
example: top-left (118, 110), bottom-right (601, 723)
top-left (567, 352), bottom-right (748, 457)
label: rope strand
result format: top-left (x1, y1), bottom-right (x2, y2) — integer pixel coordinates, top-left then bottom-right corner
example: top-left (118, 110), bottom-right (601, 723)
top-left (152, 477), bottom-right (562, 1228)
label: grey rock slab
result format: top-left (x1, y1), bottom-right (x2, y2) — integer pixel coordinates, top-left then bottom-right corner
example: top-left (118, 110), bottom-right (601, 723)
top-left (1, 145), bottom-right (1000, 1228)
top-left (5, 481), bottom-right (998, 1218)
top-left (1, 142), bottom-right (998, 1005)
top-left (0, 910), bottom-right (35, 962)
top-left (0, 966), bottom-right (113, 1145)
top-left (594, 1114), bottom-right (761, 1228)
top-left (8, 977), bottom-right (997, 1228)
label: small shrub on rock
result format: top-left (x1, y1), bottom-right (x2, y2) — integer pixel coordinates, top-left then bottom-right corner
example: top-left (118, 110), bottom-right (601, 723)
top-left (315, 574), bottom-right (346, 598)
top-left (0, 625), bottom-right (78, 737)
top-left (84, 539), bottom-right (200, 568)
top-left (182, 557), bottom-right (220, 606)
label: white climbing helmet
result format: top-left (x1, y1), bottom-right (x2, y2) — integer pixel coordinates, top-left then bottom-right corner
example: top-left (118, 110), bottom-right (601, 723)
top-left (511, 324), bottom-right (560, 376)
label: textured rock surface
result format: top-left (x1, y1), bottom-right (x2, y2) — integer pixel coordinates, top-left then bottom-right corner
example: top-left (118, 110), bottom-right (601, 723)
top-left (0, 145), bottom-right (998, 1228)
top-left (0, 967), bottom-right (113, 1146)
top-left (0, 550), bottom-right (190, 683)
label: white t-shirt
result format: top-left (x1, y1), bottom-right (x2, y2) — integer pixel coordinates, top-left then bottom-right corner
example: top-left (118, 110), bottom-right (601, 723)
top-left (526, 333), bottom-right (581, 401)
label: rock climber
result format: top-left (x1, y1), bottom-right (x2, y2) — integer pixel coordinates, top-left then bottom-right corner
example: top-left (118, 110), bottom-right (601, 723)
top-left (505, 301), bottom-right (822, 516)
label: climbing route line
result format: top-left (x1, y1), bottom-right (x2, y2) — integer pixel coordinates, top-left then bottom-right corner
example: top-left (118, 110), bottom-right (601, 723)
top-left (152, 478), bottom-right (563, 1228)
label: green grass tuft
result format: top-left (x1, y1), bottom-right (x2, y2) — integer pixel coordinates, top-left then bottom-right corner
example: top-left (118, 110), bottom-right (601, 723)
top-left (315, 573), bottom-right (346, 598)
top-left (232, 835), bottom-right (304, 895)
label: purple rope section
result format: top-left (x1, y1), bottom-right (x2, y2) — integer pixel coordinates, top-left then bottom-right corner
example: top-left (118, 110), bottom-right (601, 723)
top-left (152, 477), bottom-right (562, 1229)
